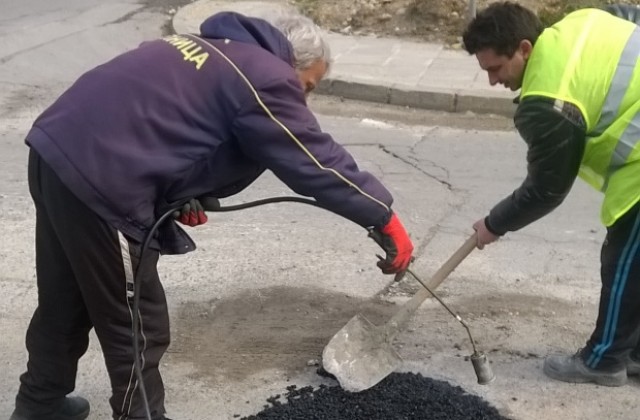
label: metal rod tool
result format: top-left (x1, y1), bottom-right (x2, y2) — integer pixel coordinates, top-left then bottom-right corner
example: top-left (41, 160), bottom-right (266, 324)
top-left (406, 267), bottom-right (495, 385)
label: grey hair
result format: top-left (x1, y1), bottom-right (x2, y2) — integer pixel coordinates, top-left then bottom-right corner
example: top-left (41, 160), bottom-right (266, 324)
top-left (268, 13), bottom-right (332, 73)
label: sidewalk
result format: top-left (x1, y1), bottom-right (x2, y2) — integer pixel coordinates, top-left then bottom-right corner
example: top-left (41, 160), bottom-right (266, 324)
top-left (172, 0), bottom-right (517, 117)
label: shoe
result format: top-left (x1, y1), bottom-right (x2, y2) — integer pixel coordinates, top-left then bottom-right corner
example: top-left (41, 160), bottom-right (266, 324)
top-left (543, 352), bottom-right (627, 387)
top-left (628, 355), bottom-right (640, 376)
top-left (10, 396), bottom-right (90, 420)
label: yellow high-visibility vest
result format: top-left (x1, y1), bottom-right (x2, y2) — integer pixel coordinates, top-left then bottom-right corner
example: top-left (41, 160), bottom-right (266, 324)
top-left (521, 8), bottom-right (640, 226)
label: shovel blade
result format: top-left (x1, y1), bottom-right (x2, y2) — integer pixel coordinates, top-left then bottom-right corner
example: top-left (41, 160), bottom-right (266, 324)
top-left (322, 313), bottom-right (402, 392)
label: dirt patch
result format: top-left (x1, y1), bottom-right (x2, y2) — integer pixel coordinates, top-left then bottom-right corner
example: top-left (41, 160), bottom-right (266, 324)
top-left (292, 0), bottom-right (640, 45)
top-left (168, 286), bottom-right (399, 381)
top-left (293, 0), bottom-right (469, 44)
top-left (168, 284), bottom-right (592, 387)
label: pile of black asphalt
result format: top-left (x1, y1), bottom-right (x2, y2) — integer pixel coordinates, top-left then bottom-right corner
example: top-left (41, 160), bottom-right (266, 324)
top-left (240, 372), bottom-right (509, 420)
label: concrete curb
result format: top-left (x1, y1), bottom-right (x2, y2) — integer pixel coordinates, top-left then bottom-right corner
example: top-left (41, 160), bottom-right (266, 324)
top-left (171, 0), bottom-right (517, 118)
top-left (315, 79), bottom-right (516, 117)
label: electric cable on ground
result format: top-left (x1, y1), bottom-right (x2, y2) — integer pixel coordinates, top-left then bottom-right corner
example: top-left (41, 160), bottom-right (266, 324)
top-left (132, 196), bottom-right (326, 420)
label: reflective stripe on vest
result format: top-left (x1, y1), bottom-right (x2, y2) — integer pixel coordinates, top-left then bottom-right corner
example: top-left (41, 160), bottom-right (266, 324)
top-left (605, 110), bottom-right (640, 192)
top-left (594, 26), bottom-right (640, 137)
top-left (601, 26), bottom-right (640, 191)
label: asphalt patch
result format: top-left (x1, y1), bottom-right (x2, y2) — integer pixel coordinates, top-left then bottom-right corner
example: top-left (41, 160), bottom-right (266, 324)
top-left (240, 372), bottom-right (508, 420)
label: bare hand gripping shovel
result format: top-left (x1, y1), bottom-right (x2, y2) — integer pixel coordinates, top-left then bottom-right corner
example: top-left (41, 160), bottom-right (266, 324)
top-left (322, 233), bottom-right (478, 392)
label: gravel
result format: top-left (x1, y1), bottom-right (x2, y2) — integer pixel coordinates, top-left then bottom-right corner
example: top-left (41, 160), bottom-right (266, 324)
top-left (240, 372), bottom-right (509, 420)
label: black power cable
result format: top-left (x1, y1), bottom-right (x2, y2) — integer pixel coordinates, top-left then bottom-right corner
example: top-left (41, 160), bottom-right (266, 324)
top-left (132, 196), bottom-right (327, 420)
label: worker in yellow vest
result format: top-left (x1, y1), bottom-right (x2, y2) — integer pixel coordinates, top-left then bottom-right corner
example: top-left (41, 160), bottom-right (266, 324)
top-left (463, 2), bottom-right (640, 386)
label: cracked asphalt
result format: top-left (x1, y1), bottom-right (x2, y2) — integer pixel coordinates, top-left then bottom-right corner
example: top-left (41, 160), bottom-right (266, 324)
top-left (1, 1), bottom-right (639, 419)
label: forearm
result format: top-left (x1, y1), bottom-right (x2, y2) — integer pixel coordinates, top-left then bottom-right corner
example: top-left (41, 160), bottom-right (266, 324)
top-left (234, 79), bottom-right (393, 228)
top-left (487, 178), bottom-right (572, 234)
top-left (487, 97), bottom-right (586, 235)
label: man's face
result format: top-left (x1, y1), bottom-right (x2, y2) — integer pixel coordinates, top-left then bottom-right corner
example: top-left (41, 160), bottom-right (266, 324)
top-left (297, 59), bottom-right (328, 97)
top-left (475, 40), bottom-right (532, 91)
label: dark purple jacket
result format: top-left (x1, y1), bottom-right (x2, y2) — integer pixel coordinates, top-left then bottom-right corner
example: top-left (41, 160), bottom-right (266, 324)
top-left (26, 12), bottom-right (393, 254)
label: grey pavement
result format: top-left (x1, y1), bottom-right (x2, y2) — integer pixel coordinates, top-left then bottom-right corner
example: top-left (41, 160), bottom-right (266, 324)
top-left (3, 2), bottom-right (640, 419)
top-left (172, 0), bottom-right (518, 117)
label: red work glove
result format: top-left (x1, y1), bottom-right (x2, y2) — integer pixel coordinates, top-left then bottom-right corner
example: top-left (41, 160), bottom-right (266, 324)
top-left (369, 212), bottom-right (414, 274)
top-left (173, 198), bottom-right (208, 227)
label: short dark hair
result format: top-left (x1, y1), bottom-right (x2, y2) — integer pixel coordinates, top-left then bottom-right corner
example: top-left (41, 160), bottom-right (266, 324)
top-left (462, 2), bottom-right (544, 57)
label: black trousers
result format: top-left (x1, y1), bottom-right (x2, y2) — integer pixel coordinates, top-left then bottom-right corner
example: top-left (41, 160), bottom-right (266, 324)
top-left (583, 201), bottom-right (640, 371)
top-left (16, 150), bottom-right (170, 419)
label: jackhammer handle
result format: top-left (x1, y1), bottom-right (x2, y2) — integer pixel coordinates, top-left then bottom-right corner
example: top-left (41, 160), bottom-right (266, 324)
top-left (386, 232), bottom-right (477, 333)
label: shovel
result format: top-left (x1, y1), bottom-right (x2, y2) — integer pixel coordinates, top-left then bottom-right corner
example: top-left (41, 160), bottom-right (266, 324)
top-left (321, 232), bottom-right (477, 392)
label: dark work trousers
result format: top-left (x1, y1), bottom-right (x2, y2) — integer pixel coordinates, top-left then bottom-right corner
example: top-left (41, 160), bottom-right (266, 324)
top-left (583, 201), bottom-right (640, 371)
top-left (17, 150), bottom-right (170, 420)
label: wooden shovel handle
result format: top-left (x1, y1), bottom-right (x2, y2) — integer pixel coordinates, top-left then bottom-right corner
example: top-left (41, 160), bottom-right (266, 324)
top-left (385, 232), bottom-right (477, 336)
